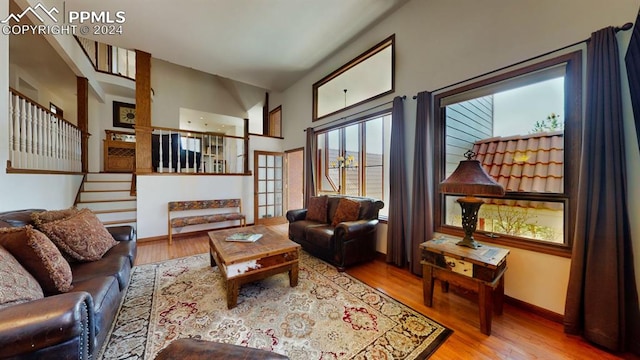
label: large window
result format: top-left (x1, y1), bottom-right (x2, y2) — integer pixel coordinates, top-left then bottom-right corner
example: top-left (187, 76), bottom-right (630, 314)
top-left (434, 51), bottom-right (582, 256)
top-left (316, 111), bottom-right (391, 217)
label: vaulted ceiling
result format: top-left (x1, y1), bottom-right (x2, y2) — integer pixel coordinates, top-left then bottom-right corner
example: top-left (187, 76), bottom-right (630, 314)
top-left (60, 0), bottom-right (407, 91)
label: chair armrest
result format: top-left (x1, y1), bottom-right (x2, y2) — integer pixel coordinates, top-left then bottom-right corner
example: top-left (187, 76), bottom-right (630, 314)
top-left (335, 219), bottom-right (379, 240)
top-left (0, 292), bottom-right (95, 358)
top-left (107, 225), bottom-right (136, 241)
top-left (286, 209), bottom-right (308, 223)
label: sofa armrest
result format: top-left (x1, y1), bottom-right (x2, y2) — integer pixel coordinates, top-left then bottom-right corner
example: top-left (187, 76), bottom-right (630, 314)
top-left (286, 209), bottom-right (308, 223)
top-left (335, 219), bottom-right (379, 241)
top-left (0, 292), bottom-right (95, 359)
top-left (107, 225), bottom-right (136, 241)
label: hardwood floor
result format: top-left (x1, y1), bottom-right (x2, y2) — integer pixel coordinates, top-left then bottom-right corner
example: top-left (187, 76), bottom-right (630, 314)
top-left (136, 224), bottom-right (639, 360)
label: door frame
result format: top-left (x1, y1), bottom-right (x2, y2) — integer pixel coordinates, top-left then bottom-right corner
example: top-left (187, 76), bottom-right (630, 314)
top-left (253, 150), bottom-right (286, 225)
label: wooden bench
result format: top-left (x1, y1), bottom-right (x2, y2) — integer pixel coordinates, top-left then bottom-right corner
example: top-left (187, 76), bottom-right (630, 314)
top-left (168, 199), bottom-right (246, 245)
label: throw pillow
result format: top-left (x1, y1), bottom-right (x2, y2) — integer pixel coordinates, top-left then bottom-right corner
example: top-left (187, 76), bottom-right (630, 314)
top-left (331, 198), bottom-right (361, 227)
top-left (0, 245), bottom-right (44, 310)
top-left (0, 226), bottom-right (73, 294)
top-left (306, 196), bottom-right (328, 223)
top-left (39, 208), bottom-right (117, 262)
top-left (31, 207), bottom-right (80, 228)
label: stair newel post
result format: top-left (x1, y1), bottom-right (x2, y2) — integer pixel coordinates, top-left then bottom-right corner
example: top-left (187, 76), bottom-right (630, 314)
top-left (135, 49), bottom-right (153, 175)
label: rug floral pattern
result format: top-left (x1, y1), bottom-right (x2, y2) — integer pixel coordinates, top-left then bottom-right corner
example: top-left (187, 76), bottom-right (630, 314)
top-left (99, 253), bottom-right (451, 359)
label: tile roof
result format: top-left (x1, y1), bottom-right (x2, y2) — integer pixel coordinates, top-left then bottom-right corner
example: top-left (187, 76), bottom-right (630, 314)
top-left (471, 131), bottom-right (563, 210)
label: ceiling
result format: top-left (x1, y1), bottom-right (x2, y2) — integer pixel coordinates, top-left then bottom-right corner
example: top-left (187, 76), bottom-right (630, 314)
top-left (57, 0), bottom-right (407, 91)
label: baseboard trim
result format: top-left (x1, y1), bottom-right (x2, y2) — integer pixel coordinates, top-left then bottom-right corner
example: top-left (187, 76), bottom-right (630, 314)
top-left (137, 223), bottom-right (254, 243)
top-left (435, 282), bottom-right (565, 325)
top-left (504, 295), bottom-right (564, 324)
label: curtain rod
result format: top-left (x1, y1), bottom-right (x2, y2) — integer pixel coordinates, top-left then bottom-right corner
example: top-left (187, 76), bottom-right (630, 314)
top-left (305, 95), bottom-right (406, 131)
top-left (413, 22), bottom-right (634, 98)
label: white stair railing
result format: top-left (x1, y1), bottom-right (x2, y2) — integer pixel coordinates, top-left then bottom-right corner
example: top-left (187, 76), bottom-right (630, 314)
top-left (8, 89), bottom-right (82, 172)
top-left (151, 127), bottom-right (244, 174)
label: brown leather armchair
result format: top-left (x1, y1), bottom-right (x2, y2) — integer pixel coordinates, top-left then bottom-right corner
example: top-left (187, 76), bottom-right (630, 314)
top-left (286, 195), bottom-right (384, 271)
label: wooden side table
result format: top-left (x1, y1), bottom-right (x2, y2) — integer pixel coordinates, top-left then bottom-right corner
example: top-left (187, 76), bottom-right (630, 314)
top-left (421, 237), bottom-right (509, 335)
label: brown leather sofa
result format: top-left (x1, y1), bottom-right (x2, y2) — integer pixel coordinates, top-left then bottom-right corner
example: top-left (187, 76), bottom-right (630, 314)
top-left (286, 195), bottom-right (384, 271)
top-left (0, 209), bottom-right (136, 360)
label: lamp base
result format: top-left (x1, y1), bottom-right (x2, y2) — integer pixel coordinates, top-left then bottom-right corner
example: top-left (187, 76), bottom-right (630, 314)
top-left (456, 197), bottom-right (485, 250)
top-left (456, 237), bottom-right (482, 249)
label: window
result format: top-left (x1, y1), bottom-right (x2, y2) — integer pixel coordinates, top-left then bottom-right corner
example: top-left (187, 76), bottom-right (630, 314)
top-left (49, 102), bottom-right (63, 118)
top-left (268, 106), bottom-right (282, 137)
top-left (313, 35), bottom-right (394, 121)
top-left (434, 51), bottom-right (582, 256)
top-left (180, 136), bottom-right (201, 152)
top-left (316, 111), bottom-right (391, 217)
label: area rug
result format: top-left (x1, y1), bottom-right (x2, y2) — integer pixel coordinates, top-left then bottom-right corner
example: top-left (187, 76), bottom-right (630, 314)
top-left (99, 252), bottom-right (452, 359)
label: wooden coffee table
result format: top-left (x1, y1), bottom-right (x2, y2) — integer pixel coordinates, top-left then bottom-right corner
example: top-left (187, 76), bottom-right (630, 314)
top-left (208, 225), bottom-right (301, 309)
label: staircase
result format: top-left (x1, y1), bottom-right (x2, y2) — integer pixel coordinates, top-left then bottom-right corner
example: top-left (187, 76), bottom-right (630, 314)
top-left (76, 173), bottom-right (137, 230)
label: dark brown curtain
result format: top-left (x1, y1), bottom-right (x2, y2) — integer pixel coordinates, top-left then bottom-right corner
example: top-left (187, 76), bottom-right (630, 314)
top-left (386, 96), bottom-right (408, 266)
top-left (409, 91), bottom-right (434, 275)
top-left (564, 27), bottom-right (640, 354)
top-left (626, 12), bottom-right (640, 151)
top-left (304, 127), bottom-right (316, 206)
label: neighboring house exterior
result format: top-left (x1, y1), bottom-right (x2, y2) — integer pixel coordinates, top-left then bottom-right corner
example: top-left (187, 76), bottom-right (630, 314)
top-left (472, 131), bottom-right (565, 244)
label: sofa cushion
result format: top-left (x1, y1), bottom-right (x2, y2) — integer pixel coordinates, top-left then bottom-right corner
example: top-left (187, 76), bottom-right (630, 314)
top-left (306, 196), bottom-right (328, 223)
top-left (0, 226), bottom-right (73, 294)
top-left (289, 220), bottom-right (324, 242)
top-left (72, 255), bottom-right (131, 291)
top-left (331, 198), bottom-right (361, 226)
top-left (305, 225), bottom-right (335, 250)
top-left (0, 245), bottom-right (44, 309)
top-left (39, 208), bottom-right (118, 262)
top-left (31, 208), bottom-right (80, 228)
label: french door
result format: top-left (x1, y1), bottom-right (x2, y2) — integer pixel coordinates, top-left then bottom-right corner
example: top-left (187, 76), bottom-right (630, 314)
top-left (254, 151), bottom-right (286, 225)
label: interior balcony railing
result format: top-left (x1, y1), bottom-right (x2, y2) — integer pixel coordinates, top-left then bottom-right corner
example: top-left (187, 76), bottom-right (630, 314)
top-left (75, 36), bottom-right (136, 80)
top-left (150, 126), bottom-right (247, 174)
top-left (7, 88), bottom-right (82, 172)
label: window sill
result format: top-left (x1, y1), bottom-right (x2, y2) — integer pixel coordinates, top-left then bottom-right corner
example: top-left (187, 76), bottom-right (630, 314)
top-left (436, 227), bottom-right (572, 258)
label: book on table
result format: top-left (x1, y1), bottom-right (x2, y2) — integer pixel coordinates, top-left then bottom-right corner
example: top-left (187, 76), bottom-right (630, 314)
top-left (225, 232), bottom-right (263, 242)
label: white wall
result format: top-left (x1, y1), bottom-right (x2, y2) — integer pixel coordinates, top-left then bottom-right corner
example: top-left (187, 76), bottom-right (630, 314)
top-left (8, 64), bottom-right (78, 124)
top-left (279, 0), bottom-right (640, 315)
top-left (87, 93), bottom-right (137, 173)
top-left (136, 175), bottom-right (249, 239)
top-left (151, 59), bottom-right (249, 128)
